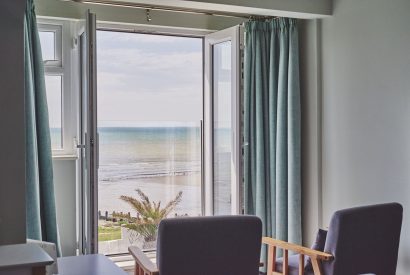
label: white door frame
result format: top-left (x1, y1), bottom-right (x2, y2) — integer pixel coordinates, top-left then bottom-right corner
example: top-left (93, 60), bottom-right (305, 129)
top-left (77, 10), bottom-right (98, 255)
top-left (204, 26), bottom-right (243, 215)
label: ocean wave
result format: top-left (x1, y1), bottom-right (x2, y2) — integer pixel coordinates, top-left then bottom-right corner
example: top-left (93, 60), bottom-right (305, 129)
top-left (98, 161), bottom-right (200, 182)
top-left (99, 170), bottom-right (200, 182)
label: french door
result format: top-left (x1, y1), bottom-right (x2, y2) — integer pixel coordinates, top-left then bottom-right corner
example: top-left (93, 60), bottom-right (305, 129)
top-left (77, 10), bottom-right (98, 255)
top-left (76, 18), bottom-right (243, 254)
top-left (204, 26), bottom-right (243, 215)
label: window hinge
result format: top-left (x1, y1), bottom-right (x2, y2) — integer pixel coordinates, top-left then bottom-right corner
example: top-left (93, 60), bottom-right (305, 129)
top-left (72, 37), bottom-right (78, 49)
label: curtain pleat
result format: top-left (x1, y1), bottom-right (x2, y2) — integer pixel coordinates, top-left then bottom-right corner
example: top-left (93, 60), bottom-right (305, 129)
top-left (243, 18), bottom-right (301, 265)
top-left (25, 0), bottom-right (61, 255)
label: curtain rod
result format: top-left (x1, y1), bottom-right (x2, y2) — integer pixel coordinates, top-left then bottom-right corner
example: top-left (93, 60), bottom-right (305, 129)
top-left (67, 0), bottom-right (276, 20)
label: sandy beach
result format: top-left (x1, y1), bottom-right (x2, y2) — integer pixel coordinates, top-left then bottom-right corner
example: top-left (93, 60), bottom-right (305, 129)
top-left (98, 173), bottom-right (202, 217)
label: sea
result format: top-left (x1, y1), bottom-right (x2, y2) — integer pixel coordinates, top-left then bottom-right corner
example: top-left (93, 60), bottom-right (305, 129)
top-left (97, 126), bottom-right (203, 217)
top-left (52, 126), bottom-right (231, 254)
top-left (51, 126), bottom-right (231, 218)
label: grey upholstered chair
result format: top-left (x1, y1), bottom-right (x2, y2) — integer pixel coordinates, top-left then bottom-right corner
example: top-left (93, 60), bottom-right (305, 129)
top-left (263, 203), bottom-right (403, 275)
top-left (129, 215), bottom-right (262, 275)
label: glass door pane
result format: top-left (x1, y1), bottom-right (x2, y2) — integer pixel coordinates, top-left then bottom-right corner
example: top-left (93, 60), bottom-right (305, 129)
top-left (39, 31), bottom-right (56, 61)
top-left (44, 75), bottom-right (63, 149)
top-left (204, 25), bottom-right (241, 216)
top-left (97, 30), bottom-right (203, 255)
top-left (212, 41), bottom-right (232, 215)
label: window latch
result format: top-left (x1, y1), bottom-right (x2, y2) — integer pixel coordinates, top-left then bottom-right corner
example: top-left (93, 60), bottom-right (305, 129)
top-left (74, 137), bottom-right (86, 149)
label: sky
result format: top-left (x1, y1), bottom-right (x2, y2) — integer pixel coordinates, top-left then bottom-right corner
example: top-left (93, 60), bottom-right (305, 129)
top-left (40, 29), bottom-right (239, 130)
top-left (96, 31), bottom-right (203, 127)
top-left (41, 29), bottom-right (203, 128)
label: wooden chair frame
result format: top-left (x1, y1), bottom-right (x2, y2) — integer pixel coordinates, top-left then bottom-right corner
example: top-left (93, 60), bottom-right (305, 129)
top-left (129, 246), bottom-right (159, 275)
top-left (263, 237), bottom-right (334, 275)
top-left (129, 238), bottom-right (334, 275)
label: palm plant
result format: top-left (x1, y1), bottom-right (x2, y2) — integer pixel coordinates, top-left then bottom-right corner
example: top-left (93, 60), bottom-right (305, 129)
top-left (114, 189), bottom-right (183, 244)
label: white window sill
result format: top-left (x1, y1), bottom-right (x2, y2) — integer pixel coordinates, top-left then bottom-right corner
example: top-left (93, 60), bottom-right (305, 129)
top-left (109, 254), bottom-right (137, 273)
top-left (52, 154), bottom-right (78, 160)
top-left (109, 251), bottom-right (156, 272)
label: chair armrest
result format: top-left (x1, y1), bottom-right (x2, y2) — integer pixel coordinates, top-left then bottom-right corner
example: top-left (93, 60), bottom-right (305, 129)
top-left (262, 237), bottom-right (333, 261)
top-left (128, 246), bottom-right (159, 275)
top-left (263, 237), bottom-right (333, 275)
top-left (27, 239), bottom-right (58, 275)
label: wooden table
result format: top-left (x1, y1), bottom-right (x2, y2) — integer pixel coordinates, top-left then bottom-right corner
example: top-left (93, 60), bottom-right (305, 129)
top-left (57, 254), bottom-right (127, 275)
top-left (0, 243), bottom-right (53, 275)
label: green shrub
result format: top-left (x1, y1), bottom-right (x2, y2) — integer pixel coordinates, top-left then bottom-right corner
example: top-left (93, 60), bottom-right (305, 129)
top-left (113, 189), bottom-right (182, 243)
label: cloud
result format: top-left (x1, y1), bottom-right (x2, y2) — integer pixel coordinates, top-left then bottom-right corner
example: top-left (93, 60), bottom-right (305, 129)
top-left (96, 31), bottom-right (203, 127)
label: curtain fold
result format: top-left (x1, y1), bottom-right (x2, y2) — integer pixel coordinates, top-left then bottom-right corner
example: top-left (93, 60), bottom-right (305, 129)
top-left (25, 0), bottom-right (61, 255)
top-left (243, 18), bottom-right (301, 252)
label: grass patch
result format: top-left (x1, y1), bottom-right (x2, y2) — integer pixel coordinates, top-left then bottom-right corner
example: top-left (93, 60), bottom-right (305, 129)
top-left (98, 226), bottom-right (121, 242)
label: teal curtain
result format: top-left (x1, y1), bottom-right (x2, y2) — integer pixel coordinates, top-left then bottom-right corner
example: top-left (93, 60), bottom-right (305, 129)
top-left (243, 18), bottom-right (301, 256)
top-left (25, 0), bottom-right (61, 255)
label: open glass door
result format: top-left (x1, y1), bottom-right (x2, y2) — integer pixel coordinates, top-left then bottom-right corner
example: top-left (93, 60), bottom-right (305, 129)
top-left (95, 30), bottom-right (203, 255)
top-left (204, 26), bottom-right (243, 215)
top-left (77, 10), bottom-right (98, 254)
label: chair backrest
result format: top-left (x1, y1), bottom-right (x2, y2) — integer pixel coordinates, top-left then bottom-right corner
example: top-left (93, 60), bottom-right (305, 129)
top-left (156, 215), bottom-right (262, 275)
top-left (322, 203), bottom-right (403, 275)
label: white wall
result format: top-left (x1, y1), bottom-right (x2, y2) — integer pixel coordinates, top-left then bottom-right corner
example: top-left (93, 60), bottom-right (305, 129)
top-left (299, 19), bottom-right (323, 247)
top-left (106, 0), bottom-right (332, 18)
top-left (53, 159), bottom-right (77, 256)
top-left (320, 0), bottom-right (410, 273)
top-left (0, 0), bottom-right (27, 245)
top-left (35, 0), bottom-right (244, 31)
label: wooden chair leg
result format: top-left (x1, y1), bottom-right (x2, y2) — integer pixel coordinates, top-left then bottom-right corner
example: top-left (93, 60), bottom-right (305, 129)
top-left (267, 245), bottom-right (277, 275)
top-left (311, 258), bottom-right (323, 275)
top-left (298, 254), bottom-right (304, 275)
top-left (283, 249), bottom-right (289, 275)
